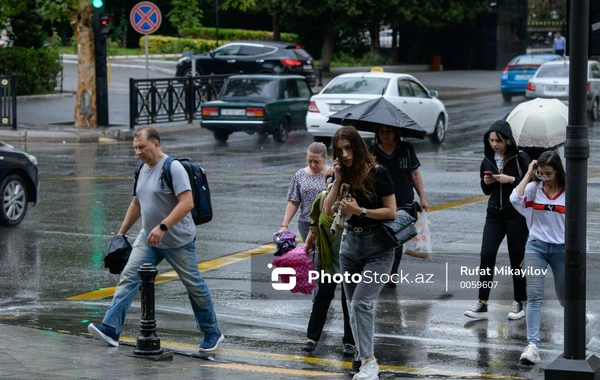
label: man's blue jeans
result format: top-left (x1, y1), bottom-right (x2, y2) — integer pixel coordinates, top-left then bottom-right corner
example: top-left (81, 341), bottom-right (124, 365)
top-left (524, 239), bottom-right (564, 346)
top-left (102, 232), bottom-right (218, 334)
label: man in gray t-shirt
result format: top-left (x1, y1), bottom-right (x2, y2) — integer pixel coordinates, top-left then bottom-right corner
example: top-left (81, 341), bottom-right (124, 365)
top-left (88, 126), bottom-right (224, 352)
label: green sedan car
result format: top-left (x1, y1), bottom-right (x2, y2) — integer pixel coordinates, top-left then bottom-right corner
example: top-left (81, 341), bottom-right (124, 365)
top-left (200, 74), bottom-right (313, 143)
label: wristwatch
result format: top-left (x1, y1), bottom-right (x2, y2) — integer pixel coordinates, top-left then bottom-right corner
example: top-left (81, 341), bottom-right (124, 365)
top-left (359, 208), bottom-right (367, 218)
top-left (159, 223), bottom-right (168, 232)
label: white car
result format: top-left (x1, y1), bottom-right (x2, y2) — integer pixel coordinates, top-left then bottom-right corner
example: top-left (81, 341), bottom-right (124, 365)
top-left (306, 72), bottom-right (448, 147)
top-left (525, 60), bottom-right (600, 120)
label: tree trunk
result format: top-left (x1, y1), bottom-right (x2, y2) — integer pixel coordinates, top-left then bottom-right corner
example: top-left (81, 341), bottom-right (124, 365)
top-left (272, 13), bottom-right (280, 41)
top-left (319, 30), bottom-right (336, 72)
top-left (68, 2), bottom-right (96, 128)
top-left (369, 25), bottom-right (379, 54)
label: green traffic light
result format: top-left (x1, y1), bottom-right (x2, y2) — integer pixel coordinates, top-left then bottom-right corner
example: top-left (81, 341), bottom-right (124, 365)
top-left (91, 0), bottom-right (103, 8)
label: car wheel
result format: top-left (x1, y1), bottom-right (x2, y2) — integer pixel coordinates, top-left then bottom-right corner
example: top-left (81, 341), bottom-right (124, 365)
top-left (182, 66), bottom-right (204, 77)
top-left (213, 130), bottom-right (230, 142)
top-left (313, 136), bottom-right (331, 148)
top-left (273, 118), bottom-right (290, 143)
top-left (502, 93), bottom-right (512, 103)
top-left (0, 174), bottom-right (28, 227)
top-left (429, 115), bottom-right (446, 144)
top-left (592, 98), bottom-right (599, 121)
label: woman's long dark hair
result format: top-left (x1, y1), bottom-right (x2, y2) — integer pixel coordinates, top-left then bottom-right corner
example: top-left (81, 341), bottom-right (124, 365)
top-left (534, 150), bottom-right (565, 188)
top-left (332, 126), bottom-right (375, 196)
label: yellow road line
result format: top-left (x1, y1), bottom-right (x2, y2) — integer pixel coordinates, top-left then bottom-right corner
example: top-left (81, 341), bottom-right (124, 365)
top-left (427, 195), bottom-right (489, 212)
top-left (65, 195), bottom-right (486, 302)
top-left (116, 337), bottom-right (522, 379)
top-left (66, 243), bottom-right (276, 301)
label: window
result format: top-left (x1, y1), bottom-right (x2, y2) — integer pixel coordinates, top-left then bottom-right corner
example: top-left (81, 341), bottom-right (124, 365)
top-left (285, 80), bottom-right (299, 98)
top-left (323, 77), bottom-right (390, 95)
top-left (408, 81), bottom-right (428, 98)
top-left (214, 44), bottom-right (241, 57)
top-left (537, 64), bottom-right (569, 78)
top-left (398, 80), bottom-right (413, 97)
top-left (296, 80), bottom-right (311, 97)
top-left (220, 79), bottom-right (279, 98)
top-left (239, 45), bottom-right (264, 56)
top-left (591, 65), bottom-right (600, 79)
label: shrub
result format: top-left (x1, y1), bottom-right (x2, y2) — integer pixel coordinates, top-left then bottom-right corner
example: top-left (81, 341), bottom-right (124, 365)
top-left (141, 36), bottom-right (229, 54)
top-left (180, 27), bottom-right (298, 42)
top-left (0, 47), bottom-right (62, 95)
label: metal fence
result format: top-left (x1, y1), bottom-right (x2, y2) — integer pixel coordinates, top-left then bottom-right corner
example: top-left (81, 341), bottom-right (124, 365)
top-left (0, 75), bottom-right (16, 130)
top-left (129, 74), bottom-right (231, 129)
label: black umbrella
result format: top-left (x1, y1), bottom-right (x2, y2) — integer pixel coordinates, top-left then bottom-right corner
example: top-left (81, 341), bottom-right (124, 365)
top-left (103, 235), bottom-right (132, 274)
top-left (327, 97), bottom-right (427, 139)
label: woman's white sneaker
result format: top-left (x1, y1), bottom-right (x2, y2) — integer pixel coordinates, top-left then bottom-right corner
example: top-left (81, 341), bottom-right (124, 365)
top-left (508, 301), bottom-right (525, 320)
top-left (464, 301), bottom-right (488, 319)
top-left (352, 358), bottom-right (379, 380)
top-left (519, 342), bottom-right (540, 365)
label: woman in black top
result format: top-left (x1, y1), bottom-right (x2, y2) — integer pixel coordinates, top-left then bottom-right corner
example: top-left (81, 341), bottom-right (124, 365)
top-left (372, 124), bottom-right (428, 287)
top-left (464, 119), bottom-right (531, 320)
top-left (323, 126), bottom-right (396, 380)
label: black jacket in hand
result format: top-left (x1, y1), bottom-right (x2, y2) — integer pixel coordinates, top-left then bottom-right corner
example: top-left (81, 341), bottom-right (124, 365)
top-left (480, 120), bottom-right (531, 211)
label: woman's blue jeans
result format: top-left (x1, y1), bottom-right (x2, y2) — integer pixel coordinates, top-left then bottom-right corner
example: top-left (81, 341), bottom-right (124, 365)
top-left (339, 224), bottom-right (395, 358)
top-left (102, 232), bottom-right (218, 334)
top-left (524, 239), bottom-right (564, 346)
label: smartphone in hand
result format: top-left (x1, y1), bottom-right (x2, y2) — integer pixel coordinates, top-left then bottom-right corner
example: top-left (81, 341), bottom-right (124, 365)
top-left (484, 171), bottom-right (494, 176)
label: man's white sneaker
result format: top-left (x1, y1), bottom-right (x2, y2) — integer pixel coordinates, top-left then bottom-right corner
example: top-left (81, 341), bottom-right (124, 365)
top-left (586, 313), bottom-right (596, 346)
top-left (508, 301), bottom-right (525, 320)
top-left (519, 342), bottom-right (540, 365)
top-left (352, 358), bottom-right (379, 380)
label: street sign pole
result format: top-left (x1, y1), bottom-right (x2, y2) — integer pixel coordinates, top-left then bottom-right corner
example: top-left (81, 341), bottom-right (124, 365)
top-left (145, 35), bottom-right (149, 79)
top-left (546, 1), bottom-right (600, 377)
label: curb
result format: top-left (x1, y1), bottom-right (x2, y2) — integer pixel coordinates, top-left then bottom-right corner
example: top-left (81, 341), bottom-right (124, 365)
top-left (0, 122), bottom-right (202, 143)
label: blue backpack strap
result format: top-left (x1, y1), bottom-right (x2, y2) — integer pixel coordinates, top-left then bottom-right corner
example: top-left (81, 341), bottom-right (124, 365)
top-left (133, 162), bottom-right (144, 196)
top-left (161, 156), bottom-right (176, 194)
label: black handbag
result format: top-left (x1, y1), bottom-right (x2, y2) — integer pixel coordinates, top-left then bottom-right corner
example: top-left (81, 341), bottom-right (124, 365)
top-left (103, 235), bottom-right (132, 274)
top-left (381, 210), bottom-right (417, 248)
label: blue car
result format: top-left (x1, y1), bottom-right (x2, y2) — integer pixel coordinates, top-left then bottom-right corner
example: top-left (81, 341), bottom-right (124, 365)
top-left (501, 54), bottom-right (565, 102)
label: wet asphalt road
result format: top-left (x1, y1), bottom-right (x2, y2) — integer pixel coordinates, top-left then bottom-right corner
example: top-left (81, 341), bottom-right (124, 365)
top-left (4, 86), bottom-right (600, 378)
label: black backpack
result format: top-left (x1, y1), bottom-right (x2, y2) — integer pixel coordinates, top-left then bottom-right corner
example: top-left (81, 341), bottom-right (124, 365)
top-left (134, 157), bottom-right (213, 225)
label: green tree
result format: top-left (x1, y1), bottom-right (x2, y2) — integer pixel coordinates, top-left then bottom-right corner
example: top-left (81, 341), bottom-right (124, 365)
top-left (37, 0), bottom-right (96, 127)
top-left (167, 0), bottom-right (203, 35)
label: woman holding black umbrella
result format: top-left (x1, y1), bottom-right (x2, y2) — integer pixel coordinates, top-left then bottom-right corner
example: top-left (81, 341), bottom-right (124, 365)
top-left (372, 124), bottom-right (428, 287)
top-left (323, 126), bottom-right (397, 380)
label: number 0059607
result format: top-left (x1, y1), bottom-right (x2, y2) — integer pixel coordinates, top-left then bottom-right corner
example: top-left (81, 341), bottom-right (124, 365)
top-left (460, 281), bottom-right (498, 289)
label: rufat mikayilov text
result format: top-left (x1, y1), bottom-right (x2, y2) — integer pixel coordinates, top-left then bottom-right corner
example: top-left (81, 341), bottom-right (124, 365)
top-left (460, 266), bottom-right (548, 277)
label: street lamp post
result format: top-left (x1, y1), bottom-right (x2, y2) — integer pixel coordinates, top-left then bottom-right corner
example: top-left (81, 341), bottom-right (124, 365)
top-left (546, 1), bottom-right (600, 377)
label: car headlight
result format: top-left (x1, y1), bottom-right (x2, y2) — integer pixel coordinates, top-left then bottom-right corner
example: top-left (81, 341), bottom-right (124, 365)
top-left (25, 153), bottom-right (37, 166)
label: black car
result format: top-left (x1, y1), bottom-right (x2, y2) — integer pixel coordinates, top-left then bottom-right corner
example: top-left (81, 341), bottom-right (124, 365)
top-left (0, 142), bottom-right (40, 226)
top-left (175, 40), bottom-right (317, 87)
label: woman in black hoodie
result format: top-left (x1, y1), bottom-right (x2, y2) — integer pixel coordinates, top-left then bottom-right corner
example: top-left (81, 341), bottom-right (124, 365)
top-left (464, 119), bottom-right (531, 320)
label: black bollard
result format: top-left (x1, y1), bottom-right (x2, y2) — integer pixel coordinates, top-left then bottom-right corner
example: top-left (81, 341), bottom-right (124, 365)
top-left (133, 263), bottom-right (163, 355)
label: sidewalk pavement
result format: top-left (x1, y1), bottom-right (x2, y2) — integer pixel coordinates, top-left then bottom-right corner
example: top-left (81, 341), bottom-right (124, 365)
top-left (0, 62), bottom-right (501, 144)
top-left (1, 323), bottom-right (470, 380)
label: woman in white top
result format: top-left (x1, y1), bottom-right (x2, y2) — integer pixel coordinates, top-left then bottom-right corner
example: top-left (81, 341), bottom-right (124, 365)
top-left (510, 150), bottom-right (595, 365)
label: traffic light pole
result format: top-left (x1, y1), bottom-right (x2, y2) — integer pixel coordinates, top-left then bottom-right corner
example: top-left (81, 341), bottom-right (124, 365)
top-left (93, 7), bottom-right (109, 127)
top-left (546, 1), bottom-right (600, 377)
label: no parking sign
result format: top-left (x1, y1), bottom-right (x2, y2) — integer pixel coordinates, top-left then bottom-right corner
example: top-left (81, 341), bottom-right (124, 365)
top-left (130, 1), bottom-right (162, 35)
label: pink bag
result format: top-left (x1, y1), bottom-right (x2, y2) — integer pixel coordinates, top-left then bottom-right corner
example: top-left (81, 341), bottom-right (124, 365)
top-left (271, 247), bottom-right (315, 295)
